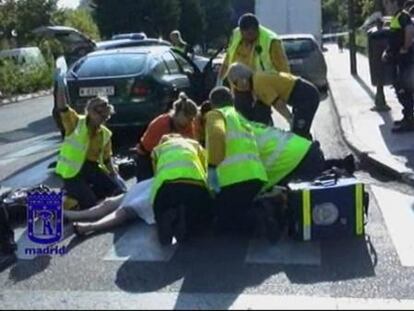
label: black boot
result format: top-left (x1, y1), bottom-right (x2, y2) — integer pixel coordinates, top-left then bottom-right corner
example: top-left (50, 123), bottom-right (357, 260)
top-left (392, 117), bottom-right (414, 133)
top-left (324, 154), bottom-right (355, 175)
top-left (0, 204), bottom-right (17, 254)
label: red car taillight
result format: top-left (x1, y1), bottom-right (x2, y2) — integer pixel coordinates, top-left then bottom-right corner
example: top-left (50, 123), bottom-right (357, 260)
top-left (131, 82), bottom-right (151, 97)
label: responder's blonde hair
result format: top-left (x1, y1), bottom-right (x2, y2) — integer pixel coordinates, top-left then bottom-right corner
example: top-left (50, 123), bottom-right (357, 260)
top-left (171, 92), bottom-right (198, 118)
top-left (227, 62), bottom-right (254, 84)
top-left (85, 96), bottom-right (115, 116)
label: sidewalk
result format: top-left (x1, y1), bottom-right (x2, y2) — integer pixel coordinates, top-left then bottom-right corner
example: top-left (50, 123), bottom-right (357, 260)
top-left (326, 44), bottom-right (414, 185)
top-left (0, 89), bottom-right (52, 106)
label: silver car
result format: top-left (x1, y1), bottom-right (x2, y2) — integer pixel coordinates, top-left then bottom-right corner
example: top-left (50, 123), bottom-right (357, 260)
top-left (280, 34), bottom-right (328, 91)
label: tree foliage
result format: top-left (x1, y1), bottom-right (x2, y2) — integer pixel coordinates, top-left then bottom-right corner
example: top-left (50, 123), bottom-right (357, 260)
top-left (15, 0), bottom-right (57, 44)
top-left (178, 0), bottom-right (204, 45)
top-left (94, 0), bottom-right (181, 39)
top-left (200, 0), bottom-right (232, 47)
top-left (56, 8), bottom-right (100, 40)
top-left (93, 0), bottom-right (234, 48)
top-left (322, 0), bottom-right (380, 31)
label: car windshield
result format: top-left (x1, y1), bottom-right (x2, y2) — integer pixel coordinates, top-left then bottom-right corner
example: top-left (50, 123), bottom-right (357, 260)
top-left (282, 38), bottom-right (316, 56)
top-left (72, 53), bottom-right (148, 78)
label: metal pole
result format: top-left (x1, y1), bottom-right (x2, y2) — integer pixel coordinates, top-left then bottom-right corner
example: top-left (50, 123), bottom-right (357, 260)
top-left (348, 0), bottom-right (357, 75)
top-left (371, 0), bottom-right (391, 111)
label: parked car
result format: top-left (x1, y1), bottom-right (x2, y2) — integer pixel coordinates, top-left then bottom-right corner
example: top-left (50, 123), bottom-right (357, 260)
top-left (54, 47), bottom-right (219, 136)
top-left (280, 34), bottom-right (328, 91)
top-left (0, 47), bottom-right (47, 71)
top-left (33, 26), bottom-right (220, 136)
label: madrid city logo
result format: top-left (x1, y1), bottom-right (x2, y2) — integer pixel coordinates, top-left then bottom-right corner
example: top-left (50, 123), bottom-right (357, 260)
top-left (25, 190), bottom-right (67, 256)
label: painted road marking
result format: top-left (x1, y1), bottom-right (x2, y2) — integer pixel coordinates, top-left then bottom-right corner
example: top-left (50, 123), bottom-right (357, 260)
top-left (1, 290), bottom-right (414, 310)
top-left (371, 186), bottom-right (414, 267)
top-left (246, 237), bottom-right (321, 265)
top-left (104, 222), bottom-right (177, 262)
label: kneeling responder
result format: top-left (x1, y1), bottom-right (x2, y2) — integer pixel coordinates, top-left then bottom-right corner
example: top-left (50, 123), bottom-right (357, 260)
top-left (55, 80), bottom-right (124, 210)
top-left (151, 133), bottom-right (212, 245)
top-left (135, 93), bottom-right (199, 182)
top-left (205, 87), bottom-right (268, 235)
top-left (227, 62), bottom-right (320, 140)
top-left (210, 86), bottom-right (355, 241)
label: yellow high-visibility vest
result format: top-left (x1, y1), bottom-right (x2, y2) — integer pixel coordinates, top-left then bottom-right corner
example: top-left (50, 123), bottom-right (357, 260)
top-left (151, 137), bottom-right (207, 203)
top-left (227, 25), bottom-right (279, 73)
top-left (250, 121), bottom-right (312, 189)
top-left (55, 116), bottom-right (111, 179)
top-left (214, 107), bottom-right (267, 187)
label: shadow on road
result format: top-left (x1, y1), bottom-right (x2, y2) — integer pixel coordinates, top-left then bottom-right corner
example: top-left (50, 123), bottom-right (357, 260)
top-left (1, 152), bottom-right (61, 188)
top-left (7, 256), bottom-right (52, 285)
top-left (114, 229), bottom-right (376, 308)
top-left (0, 116), bottom-right (57, 144)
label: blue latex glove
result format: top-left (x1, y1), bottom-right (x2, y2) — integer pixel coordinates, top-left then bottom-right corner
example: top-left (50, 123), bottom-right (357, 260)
top-left (207, 167), bottom-right (220, 194)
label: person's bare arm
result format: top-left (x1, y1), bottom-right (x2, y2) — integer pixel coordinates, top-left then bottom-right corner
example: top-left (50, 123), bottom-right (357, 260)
top-left (218, 53), bottom-right (230, 81)
top-left (55, 72), bottom-right (69, 110)
top-left (270, 40), bottom-right (291, 73)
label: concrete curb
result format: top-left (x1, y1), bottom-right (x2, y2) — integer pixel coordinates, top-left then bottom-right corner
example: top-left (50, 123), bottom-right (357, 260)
top-left (328, 85), bottom-right (414, 186)
top-left (0, 89), bottom-right (52, 106)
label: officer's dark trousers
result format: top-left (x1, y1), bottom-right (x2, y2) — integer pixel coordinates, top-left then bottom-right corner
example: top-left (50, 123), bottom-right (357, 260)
top-left (135, 153), bottom-right (154, 182)
top-left (64, 161), bottom-right (123, 209)
top-left (394, 54), bottom-right (414, 120)
top-left (154, 182), bottom-right (213, 242)
top-left (288, 78), bottom-right (320, 139)
top-left (214, 179), bottom-right (264, 234)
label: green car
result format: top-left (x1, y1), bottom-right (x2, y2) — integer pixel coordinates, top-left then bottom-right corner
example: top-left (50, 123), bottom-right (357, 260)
top-left (33, 26), bottom-right (220, 135)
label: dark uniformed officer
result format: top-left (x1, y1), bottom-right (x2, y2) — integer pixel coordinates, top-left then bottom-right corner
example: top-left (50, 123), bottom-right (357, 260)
top-left (383, 0), bottom-right (414, 132)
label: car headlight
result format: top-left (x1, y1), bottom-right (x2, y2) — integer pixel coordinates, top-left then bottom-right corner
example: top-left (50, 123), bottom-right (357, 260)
top-left (312, 202), bottom-right (339, 226)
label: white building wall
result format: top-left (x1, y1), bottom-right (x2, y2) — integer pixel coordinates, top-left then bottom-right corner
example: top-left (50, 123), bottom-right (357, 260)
top-left (255, 0), bottom-right (322, 43)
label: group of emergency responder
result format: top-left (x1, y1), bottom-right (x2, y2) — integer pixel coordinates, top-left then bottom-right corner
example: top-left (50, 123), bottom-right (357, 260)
top-left (56, 13), bottom-right (356, 245)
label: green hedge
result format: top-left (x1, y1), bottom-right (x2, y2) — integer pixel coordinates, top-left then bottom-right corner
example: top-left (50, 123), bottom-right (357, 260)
top-left (344, 30), bottom-right (368, 55)
top-left (0, 59), bottom-right (53, 97)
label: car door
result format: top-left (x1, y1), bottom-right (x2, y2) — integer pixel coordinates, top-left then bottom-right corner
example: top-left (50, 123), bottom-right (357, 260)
top-left (32, 26), bottom-right (96, 66)
top-left (173, 47), bottom-right (225, 102)
top-left (161, 51), bottom-right (194, 99)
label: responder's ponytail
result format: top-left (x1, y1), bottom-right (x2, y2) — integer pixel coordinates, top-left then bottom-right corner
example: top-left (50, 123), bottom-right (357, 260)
top-left (172, 92), bottom-right (198, 118)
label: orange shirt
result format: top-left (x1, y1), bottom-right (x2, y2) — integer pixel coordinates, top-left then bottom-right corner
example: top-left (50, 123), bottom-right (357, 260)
top-left (138, 113), bottom-right (196, 154)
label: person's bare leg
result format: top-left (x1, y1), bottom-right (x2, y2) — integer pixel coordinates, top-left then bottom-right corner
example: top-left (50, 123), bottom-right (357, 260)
top-left (73, 208), bottom-right (133, 235)
top-left (65, 194), bottom-right (124, 222)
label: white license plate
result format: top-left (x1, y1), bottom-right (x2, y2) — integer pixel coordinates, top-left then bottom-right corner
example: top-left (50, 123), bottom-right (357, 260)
top-left (79, 86), bottom-right (115, 97)
top-left (289, 59), bottom-right (304, 65)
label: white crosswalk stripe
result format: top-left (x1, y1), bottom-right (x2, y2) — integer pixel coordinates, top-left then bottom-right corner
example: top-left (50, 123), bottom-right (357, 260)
top-left (1, 289), bottom-right (414, 310)
top-left (371, 186), bottom-right (414, 267)
top-left (246, 238), bottom-right (321, 265)
top-left (104, 222), bottom-right (177, 262)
